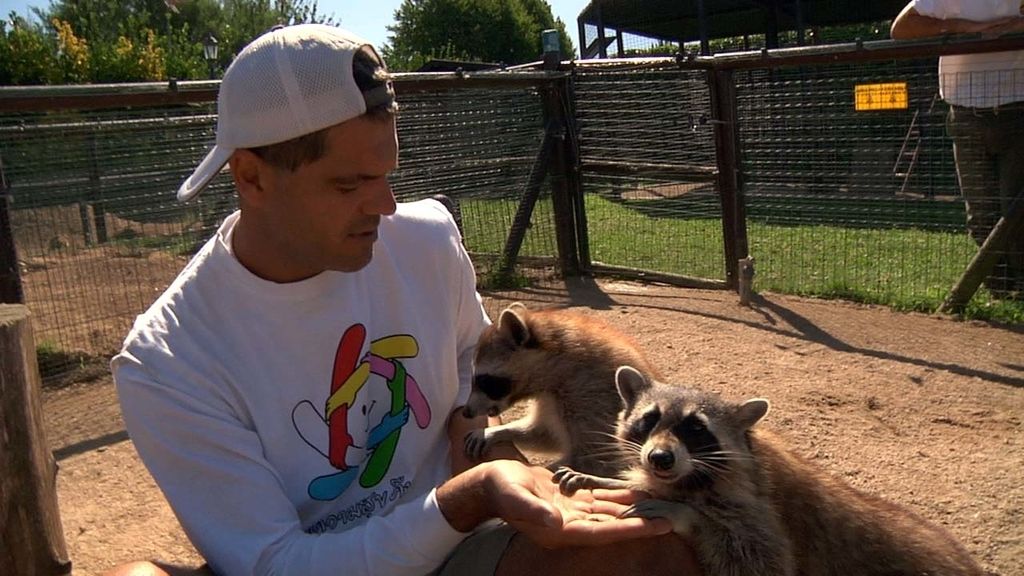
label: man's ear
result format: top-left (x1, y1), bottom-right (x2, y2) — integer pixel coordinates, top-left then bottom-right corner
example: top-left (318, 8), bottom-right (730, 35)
top-left (230, 149), bottom-right (273, 206)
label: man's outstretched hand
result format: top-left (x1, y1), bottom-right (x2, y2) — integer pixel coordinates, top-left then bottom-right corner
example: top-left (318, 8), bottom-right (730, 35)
top-left (437, 460), bottom-right (672, 548)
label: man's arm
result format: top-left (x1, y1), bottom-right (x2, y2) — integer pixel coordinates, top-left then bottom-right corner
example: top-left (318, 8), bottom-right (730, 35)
top-left (114, 354), bottom-right (470, 576)
top-left (891, 3), bottom-right (1024, 40)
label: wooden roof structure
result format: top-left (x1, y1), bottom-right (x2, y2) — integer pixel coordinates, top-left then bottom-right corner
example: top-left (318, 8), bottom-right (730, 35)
top-left (577, 0), bottom-right (907, 57)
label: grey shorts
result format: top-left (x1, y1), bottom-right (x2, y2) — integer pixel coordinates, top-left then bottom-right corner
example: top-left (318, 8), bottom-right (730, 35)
top-left (429, 521), bottom-right (517, 576)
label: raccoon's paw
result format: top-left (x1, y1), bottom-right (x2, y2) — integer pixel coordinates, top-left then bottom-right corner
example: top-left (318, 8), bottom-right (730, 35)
top-left (553, 466), bottom-right (601, 495)
top-left (463, 428), bottom-right (490, 461)
top-left (621, 500), bottom-right (697, 535)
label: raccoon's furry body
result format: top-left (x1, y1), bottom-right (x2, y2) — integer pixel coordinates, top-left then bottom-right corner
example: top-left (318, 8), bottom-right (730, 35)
top-left (462, 304), bottom-right (658, 477)
top-left (556, 367), bottom-right (984, 576)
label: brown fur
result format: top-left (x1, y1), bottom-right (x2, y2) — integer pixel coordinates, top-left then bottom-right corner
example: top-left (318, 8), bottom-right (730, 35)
top-left (463, 304), bottom-right (658, 477)
top-left (556, 367), bottom-right (984, 576)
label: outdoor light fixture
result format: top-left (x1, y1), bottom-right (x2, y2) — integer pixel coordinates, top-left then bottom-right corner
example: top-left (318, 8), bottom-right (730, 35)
top-left (541, 28), bottom-right (560, 69)
top-left (542, 29), bottom-right (560, 54)
top-left (203, 33), bottom-right (219, 79)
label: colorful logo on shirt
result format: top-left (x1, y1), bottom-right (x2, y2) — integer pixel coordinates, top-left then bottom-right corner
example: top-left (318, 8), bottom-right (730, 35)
top-left (292, 323), bottom-right (431, 501)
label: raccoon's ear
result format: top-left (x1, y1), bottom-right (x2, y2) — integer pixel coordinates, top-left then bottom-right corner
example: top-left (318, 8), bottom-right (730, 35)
top-left (615, 366), bottom-right (650, 409)
top-left (498, 307), bottom-right (531, 347)
top-left (736, 398), bottom-right (770, 430)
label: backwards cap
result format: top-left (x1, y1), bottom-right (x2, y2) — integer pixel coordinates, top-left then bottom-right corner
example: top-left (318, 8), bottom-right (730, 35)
top-left (177, 23), bottom-right (394, 201)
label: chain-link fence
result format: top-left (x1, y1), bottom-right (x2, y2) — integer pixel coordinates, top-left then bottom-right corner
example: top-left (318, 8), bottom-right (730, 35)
top-left (3, 36), bottom-right (1024, 384)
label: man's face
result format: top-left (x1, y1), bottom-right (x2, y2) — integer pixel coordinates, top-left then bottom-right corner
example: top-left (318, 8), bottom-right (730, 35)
top-left (253, 115), bottom-right (399, 280)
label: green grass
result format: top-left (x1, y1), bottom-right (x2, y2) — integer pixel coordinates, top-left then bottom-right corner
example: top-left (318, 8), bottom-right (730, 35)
top-left (35, 339), bottom-right (109, 385)
top-left (456, 195), bottom-right (1024, 324)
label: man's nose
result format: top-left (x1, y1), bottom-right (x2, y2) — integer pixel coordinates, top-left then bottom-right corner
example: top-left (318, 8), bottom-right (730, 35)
top-left (365, 178), bottom-right (397, 216)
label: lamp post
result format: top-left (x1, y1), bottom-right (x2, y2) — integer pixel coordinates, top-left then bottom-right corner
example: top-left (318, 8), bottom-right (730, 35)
top-left (203, 33), bottom-right (219, 80)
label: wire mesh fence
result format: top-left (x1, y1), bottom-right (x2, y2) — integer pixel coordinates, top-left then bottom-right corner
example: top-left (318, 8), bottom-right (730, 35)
top-left (573, 62), bottom-right (725, 284)
top-left (3, 36), bottom-right (1024, 385)
top-left (1, 104), bottom-right (233, 382)
top-left (731, 52), bottom-right (1023, 316)
top-left (0, 77), bottom-right (562, 383)
top-left (390, 86), bottom-right (559, 285)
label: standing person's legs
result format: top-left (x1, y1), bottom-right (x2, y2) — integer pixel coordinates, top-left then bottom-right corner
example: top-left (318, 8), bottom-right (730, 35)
top-left (992, 106), bottom-right (1024, 297)
top-left (948, 106), bottom-right (1010, 295)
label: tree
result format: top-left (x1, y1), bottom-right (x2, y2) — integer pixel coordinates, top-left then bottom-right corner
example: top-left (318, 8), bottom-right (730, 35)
top-left (0, 14), bottom-right (57, 84)
top-left (0, 0), bottom-right (336, 85)
top-left (383, 0), bottom-right (575, 72)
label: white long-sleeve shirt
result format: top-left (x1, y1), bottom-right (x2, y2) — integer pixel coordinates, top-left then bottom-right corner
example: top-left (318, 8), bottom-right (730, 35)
top-left (113, 199), bottom-right (491, 575)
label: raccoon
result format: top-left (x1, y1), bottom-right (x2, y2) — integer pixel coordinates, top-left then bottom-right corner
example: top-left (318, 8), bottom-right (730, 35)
top-left (555, 366), bottom-right (984, 576)
top-left (462, 304), bottom-right (658, 477)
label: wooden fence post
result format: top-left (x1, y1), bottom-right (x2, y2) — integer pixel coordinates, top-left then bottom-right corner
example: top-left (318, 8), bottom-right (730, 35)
top-left (0, 304), bottom-right (72, 575)
top-left (540, 62), bottom-right (581, 277)
top-left (710, 67), bottom-right (749, 292)
top-left (0, 154), bottom-right (24, 304)
top-left (939, 196), bottom-right (1024, 314)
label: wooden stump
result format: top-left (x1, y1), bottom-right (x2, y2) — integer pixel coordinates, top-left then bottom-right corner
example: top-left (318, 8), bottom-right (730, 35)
top-left (0, 304), bottom-right (72, 575)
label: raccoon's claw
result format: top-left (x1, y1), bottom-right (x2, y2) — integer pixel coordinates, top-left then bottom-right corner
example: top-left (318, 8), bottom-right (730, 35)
top-left (621, 500), bottom-right (697, 535)
top-left (553, 466), bottom-right (599, 495)
top-left (463, 428), bottom-right (489, 461)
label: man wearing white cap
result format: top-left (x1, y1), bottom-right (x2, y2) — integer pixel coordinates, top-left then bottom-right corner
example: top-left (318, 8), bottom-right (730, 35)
top-left (106, 24), bottom-right (698, 576)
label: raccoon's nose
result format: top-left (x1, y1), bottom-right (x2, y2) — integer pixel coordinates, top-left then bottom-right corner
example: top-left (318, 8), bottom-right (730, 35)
top-left (648, 449), bottom-right (675, 471)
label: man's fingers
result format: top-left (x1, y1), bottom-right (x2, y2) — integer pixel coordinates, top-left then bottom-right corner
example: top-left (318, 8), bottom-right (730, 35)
top-left (559, 516), bottom-right (673, 546)
top-left (585, 498), bottom-right (637, 518)
top-left (590, 488), bottom-right (649, 504)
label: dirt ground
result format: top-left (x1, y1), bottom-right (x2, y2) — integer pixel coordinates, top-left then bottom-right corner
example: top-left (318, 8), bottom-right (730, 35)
top-left (42, 277), bottom-right (1023, 576)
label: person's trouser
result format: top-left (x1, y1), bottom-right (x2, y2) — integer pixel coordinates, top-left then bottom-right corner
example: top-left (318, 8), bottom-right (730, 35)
top-left (430, 521), bottom-right (516, 576)
top-left (947, 103), bottom-right (1024, 297)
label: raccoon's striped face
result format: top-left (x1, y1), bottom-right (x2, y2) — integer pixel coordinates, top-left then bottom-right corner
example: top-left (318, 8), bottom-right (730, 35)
top-left (622, 403), bottom-right (722, 491)
top-left (465, 310), bottom-right (530, 419)
top-left (462, 374), bottom-right (514, 418)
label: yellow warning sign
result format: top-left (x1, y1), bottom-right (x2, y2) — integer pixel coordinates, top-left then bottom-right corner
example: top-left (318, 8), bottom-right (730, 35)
top-left (854, 82), bottom-right (908, 111)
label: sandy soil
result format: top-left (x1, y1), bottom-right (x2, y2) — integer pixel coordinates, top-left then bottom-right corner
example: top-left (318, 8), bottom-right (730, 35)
top-left (42, 277), bottom-right (1023, 575)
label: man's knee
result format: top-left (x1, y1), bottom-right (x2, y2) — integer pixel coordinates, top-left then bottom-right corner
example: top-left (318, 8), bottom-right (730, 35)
top-left (497, 532), bottom-right (701, 576)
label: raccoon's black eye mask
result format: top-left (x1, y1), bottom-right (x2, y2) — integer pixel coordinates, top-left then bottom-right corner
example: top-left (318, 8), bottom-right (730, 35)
top-left (674, 413), bottom-right (721, 457)
top-left (474, 374), bottom-right (513, 400)
top-left (627, 406), bottom-right (661, 441)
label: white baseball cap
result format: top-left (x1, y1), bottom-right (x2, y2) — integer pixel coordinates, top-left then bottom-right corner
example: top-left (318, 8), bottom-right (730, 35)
top-left (177, 23), bottom-right (394, 202)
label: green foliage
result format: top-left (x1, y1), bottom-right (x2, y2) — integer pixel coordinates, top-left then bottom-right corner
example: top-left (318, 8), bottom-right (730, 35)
top-left (0, 0), bottom-right (335, 84)
top-left (383, 0), bottom-right (575, 71)
top-left (0, 13), bottom-right (58, 84)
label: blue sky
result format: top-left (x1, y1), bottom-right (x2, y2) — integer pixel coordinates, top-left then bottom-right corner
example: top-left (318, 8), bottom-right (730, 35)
top-left (0, 0), bottom-right (591, 55)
